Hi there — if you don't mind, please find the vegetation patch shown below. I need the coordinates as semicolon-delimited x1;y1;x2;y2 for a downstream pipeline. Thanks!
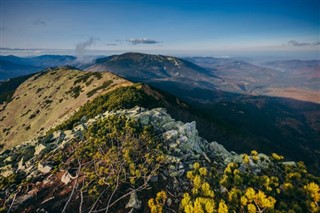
52;85;162;131
0;74;34;104
66;85;82;98
73;72;103;85
29;110;40;119
44;99;53;105
21;109;31;117
175;154;320;213
41;115;165;212
86;80;113;98
36;87;44;94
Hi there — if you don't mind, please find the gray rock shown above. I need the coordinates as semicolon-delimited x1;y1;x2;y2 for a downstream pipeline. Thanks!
37;163;51;174
169;143;178;149
74;124;86;132
18;157;25;171
162;121;177;131
137;114;150;126
165;155;182;164
34;144;46;155
163;130;178;141
51;130;65;143
166;198;172;207
169;171;179;177
61;172;72;184
125;191;142;209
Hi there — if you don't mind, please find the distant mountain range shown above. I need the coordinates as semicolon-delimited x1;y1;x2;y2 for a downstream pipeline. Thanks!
0;55;95;80
185;57;320;102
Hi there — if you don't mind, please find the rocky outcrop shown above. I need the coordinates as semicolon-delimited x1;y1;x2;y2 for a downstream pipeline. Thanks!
0;106;275;182
0;106;275;211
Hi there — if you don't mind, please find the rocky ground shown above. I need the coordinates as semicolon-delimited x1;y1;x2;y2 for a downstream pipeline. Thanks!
0;106;282;212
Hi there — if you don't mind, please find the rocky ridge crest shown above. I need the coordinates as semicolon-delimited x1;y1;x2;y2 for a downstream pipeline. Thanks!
0;106;276;212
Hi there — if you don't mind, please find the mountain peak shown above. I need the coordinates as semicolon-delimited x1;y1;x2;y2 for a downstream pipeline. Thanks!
88;52;214;81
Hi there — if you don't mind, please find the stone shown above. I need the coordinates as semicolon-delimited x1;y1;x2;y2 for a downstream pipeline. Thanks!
18;157;25;171
178;164;184;169
137;114;150;126
51;130;65;143
209;141;233;164
255;153;271;169
165;155;182;164
169;143;178;149
162;121;177;131
61;172;72;184
63;130;74;139
87;118;96;126
168;165;176;170
163;130;178;141
38;163;51;174
34;144;46;155
178;169;185;177
74;124;86;132
125;191;142;209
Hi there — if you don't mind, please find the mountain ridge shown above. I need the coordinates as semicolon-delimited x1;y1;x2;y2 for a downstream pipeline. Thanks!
0;66;132;149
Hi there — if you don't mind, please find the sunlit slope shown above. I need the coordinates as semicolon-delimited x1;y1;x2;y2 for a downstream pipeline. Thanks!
0;66;132;148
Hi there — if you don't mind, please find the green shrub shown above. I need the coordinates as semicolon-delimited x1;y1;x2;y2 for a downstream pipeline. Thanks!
54;85;162;131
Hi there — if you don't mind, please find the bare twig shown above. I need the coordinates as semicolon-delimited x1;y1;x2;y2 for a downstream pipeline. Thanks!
79;190;84;213
61;159;81;213
40;196;55;204
105;163;122;213
6;193;17;213
88;188;108;213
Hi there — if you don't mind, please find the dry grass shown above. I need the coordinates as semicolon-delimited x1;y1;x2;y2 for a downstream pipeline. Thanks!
0;68;132;149
265;87;320;104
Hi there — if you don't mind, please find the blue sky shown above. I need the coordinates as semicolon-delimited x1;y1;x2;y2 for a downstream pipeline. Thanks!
1;0;319;58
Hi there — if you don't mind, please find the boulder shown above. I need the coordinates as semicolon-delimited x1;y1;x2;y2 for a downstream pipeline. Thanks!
208;141;233;163
61;172;72;185
125;191;142;209
17;157;25;171
34;144;46;155
162;121;177;131
163;130;178;141
37;163;51;174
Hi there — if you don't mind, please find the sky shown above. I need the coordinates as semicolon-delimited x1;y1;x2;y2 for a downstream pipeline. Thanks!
0;0;319;58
